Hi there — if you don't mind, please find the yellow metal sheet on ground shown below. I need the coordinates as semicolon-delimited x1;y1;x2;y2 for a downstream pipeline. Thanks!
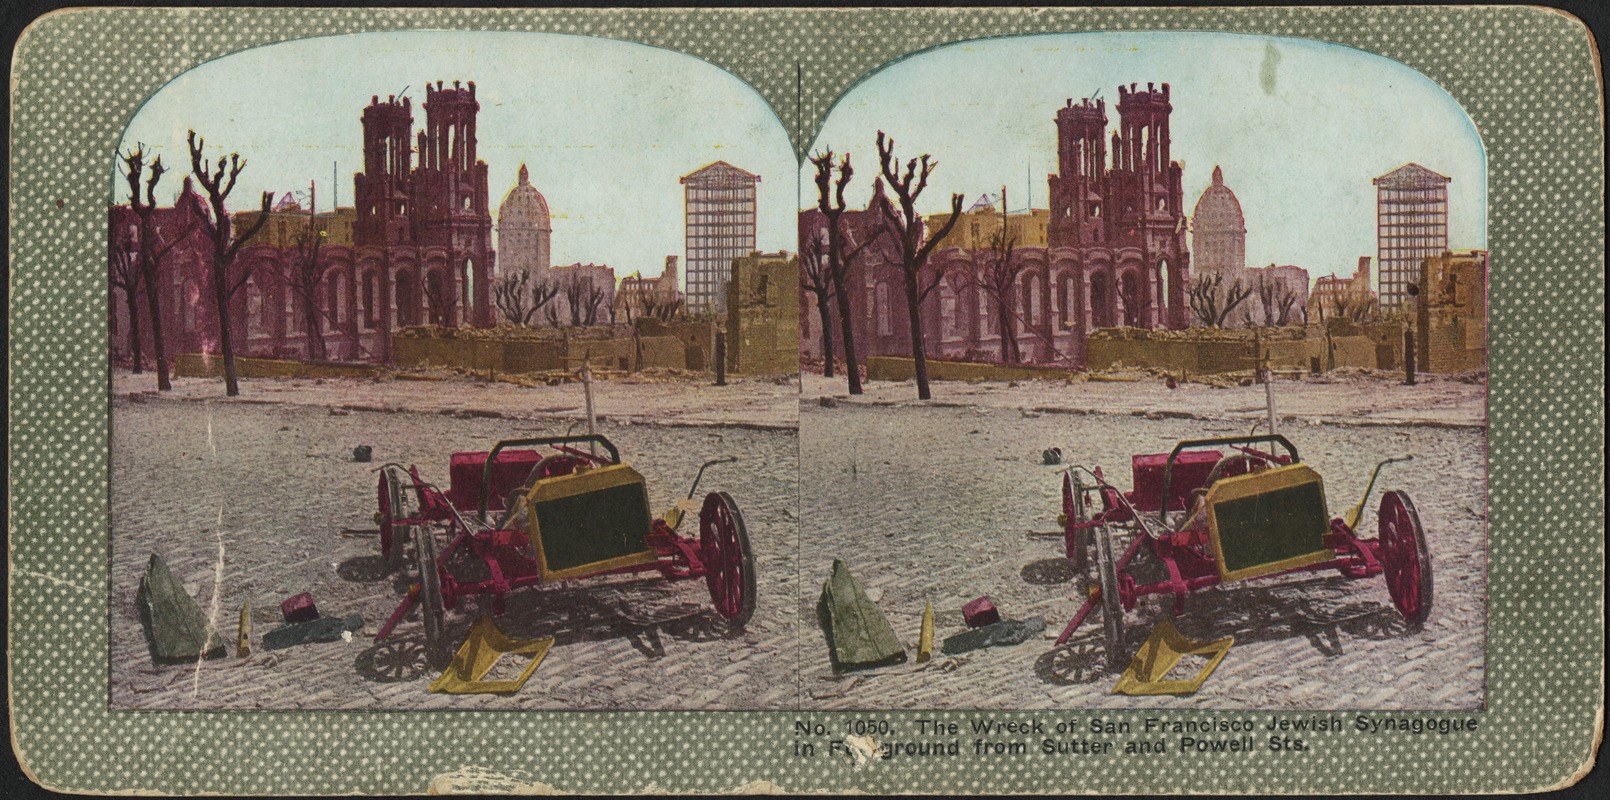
428;615;555;695
1113;618;1234;696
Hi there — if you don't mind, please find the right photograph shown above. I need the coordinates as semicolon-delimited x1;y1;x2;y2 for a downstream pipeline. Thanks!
798;31;1487;710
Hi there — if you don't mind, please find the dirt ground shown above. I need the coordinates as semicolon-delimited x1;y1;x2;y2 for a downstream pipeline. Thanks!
797;402;1487;710
109;368;1486;711
110;397;800;710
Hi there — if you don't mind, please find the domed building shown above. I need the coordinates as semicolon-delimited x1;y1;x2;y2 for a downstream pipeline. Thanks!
497;163;552;275
1190;165;1246;277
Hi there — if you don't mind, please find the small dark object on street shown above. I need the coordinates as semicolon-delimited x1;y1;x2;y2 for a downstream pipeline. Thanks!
262;614;365;651
1165;375;1178;389
281;592;319;623
818;395;839;408
1042;447;1063;465
353;445;373;462
962;596;1001;627
819;559;906;671
941;617;1047;655
136;553;227;663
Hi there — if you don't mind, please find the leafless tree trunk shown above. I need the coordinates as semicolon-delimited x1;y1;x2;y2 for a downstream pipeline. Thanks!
979;186;1023;363
121;145;197;390
188;130;272;397
497;272;562;327
875;131;963;401
285;181;328;361
109;236;144;373
583;281;608;326
799;223;837;378
595;283;613;326
1189;273;1253;328
809;152;864;393
1254;274;1299;328
643;294;684;321
493;272;530;324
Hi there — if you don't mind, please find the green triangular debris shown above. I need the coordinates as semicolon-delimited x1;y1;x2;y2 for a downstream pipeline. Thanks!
136;553;226;663
818;559;906;671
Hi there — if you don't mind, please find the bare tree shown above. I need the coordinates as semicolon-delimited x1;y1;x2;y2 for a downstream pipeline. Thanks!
798;222;838;378
494;271;560;326
975;186;1025;363
809;151;880;395
874;131;963;401
108;229;144;373
1254;272;1299;327
120;145;197;390
187;130;272;396
581;280;610;326
283;182;328;361
561;273;587;326
1331;292;1377;324
642;293;684;321
493;273;530;324
423;272;452;326
1189;273;1253;328
557;271;609;327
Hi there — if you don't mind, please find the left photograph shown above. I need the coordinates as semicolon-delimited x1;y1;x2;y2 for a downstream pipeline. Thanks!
108;31;801;710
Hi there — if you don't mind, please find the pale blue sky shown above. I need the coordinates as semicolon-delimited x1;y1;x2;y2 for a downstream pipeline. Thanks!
115;31;796;280
809;31;1486;285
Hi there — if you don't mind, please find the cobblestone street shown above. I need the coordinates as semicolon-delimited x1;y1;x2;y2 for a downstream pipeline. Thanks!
111;395;799;710
110;372;1486;712
798;401;1487;711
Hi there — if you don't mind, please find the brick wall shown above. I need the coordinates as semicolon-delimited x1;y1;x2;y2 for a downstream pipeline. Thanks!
392;328;689;373
725;252;800;375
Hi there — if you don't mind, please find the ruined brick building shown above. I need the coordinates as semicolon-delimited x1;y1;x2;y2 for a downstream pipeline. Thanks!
1415;249;1488;373
800;82;1191;369
109;80;495;365
1309;256;1378;322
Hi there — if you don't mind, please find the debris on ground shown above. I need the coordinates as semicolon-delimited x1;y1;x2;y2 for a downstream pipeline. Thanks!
819;560;906;671
136;553;227;663
280;592;319;623
237;602;251;658
940;617;1047;655
916;600;935;664
962;596;1001;627
1113;618;1234;696
428;615;555;695
352;445;372;462
261;615;365;651
1042;447;1063;465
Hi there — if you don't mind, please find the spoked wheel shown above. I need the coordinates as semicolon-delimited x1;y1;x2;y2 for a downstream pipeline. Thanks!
1063;473;1091;571
699;491;757;628
412;526;449;665
1378;490;1433;627
1094;525;1127;671
377;470;407;567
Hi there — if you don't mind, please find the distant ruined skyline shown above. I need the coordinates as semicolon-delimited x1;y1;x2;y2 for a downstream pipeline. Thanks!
809;31;1486;286
114;31;797;281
